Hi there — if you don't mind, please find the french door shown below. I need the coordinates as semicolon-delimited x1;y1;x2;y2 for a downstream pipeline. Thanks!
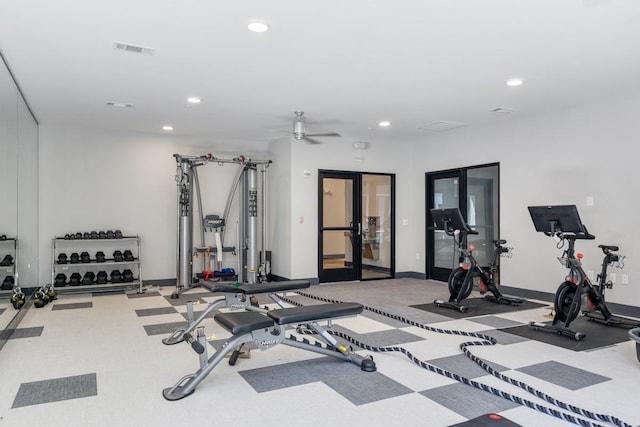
426;163;499;282
318;170;395;283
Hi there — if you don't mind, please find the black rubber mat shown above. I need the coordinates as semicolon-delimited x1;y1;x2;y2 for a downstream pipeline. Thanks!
501;315;633;351
450;413;521;426
410;298;547;319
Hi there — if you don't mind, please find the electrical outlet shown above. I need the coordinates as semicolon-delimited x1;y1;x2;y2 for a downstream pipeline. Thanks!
621;274;629;285
609;273;617;284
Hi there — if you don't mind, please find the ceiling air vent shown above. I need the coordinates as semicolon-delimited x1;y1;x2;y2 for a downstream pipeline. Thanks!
106;102;134;108
112;41;156;56
491;107;517;114
418;121;466;132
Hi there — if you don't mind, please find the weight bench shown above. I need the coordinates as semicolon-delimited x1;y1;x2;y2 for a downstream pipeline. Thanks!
162;280;311;346
163;302;376;401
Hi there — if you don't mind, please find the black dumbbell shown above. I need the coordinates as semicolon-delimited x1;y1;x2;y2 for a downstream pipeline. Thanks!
0;254;13;266
69;272;82;286
113;250;124;262
114;230;123;239
96;271;108;284
122;269;134;283
83;232;91;240
0;234;6;240
54;273;67;287
82;272;96;285
98;231;107;239
106;230;115;239
1;276;14;290
95;251;106;263
70;252;80;264
75;232;83;239
90;230;98;239
57;253;68;264
80;251;92;263
123;250;135;262
110;270;122;283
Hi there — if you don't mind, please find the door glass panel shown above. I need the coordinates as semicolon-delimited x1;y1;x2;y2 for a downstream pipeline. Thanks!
322;230;353;270
466;165;498;267
361;174;392;279
433;177;460;270
323;178;352;227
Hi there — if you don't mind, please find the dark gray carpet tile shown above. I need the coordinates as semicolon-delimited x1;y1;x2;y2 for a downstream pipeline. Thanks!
0;307;5;315
420;382;520;420
326;324;425;350
143;321;187;336
127;291;162;299
9;326;44;339
51;302;93;310
516;360;610;390
135;306;178;317
474;329;530;346
468;315;524;329
12;373;97;408
427;354;509;380
411;299;547;320
238;356;412;406
163;295;208;307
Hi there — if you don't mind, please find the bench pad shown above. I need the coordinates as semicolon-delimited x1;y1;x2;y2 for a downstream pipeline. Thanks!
268;303;363;325
215;311;275;335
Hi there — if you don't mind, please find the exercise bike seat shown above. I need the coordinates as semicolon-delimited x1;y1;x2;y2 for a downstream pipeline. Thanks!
598;244;619;252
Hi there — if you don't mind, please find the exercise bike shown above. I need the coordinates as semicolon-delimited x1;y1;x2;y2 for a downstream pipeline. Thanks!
431;208;523;312
528;205;640;340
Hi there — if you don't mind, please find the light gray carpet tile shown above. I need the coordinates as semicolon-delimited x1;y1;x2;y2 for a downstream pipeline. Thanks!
135;306;178;317
9;326;44;339
51;302;93;310
516;360;610;390
468;315;524;329
238;356;413;406
127;291;161;299
427;354;509;379
12;373;97;408
143;321;187;336
420;382;520;420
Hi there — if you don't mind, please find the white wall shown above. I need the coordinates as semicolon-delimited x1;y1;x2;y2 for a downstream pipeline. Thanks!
410;91;640;305
39;124;268;283
274;137;415;280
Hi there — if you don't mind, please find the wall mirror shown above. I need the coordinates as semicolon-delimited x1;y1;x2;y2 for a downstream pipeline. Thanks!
0;53;38;347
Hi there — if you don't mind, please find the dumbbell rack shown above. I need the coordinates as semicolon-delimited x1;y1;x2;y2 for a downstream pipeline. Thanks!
1;237;18;296
50;235;143;294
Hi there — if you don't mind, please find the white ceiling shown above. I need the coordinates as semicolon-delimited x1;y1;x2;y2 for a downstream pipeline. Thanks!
2;0;640;149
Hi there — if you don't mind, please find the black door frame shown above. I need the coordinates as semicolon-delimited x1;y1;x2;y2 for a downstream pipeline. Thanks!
318;169;396;283
425;163;499;282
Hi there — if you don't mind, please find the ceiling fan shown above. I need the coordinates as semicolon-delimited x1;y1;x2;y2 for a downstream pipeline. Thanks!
292;111;341;144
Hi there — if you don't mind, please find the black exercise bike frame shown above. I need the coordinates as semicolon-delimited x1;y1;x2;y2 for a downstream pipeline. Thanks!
434;226;522;312
529;233;639;340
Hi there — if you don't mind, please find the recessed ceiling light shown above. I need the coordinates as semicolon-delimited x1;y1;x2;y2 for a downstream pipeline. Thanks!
187;97;201;104
162;125;174;131
506;78;524;86
248;22;269;33
378;121;391;127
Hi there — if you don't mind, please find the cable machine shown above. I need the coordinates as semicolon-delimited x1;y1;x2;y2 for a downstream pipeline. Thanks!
172;153;271;299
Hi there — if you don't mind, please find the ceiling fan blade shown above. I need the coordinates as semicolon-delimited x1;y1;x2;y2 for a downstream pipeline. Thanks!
305;132;341;137
302;136;324;144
